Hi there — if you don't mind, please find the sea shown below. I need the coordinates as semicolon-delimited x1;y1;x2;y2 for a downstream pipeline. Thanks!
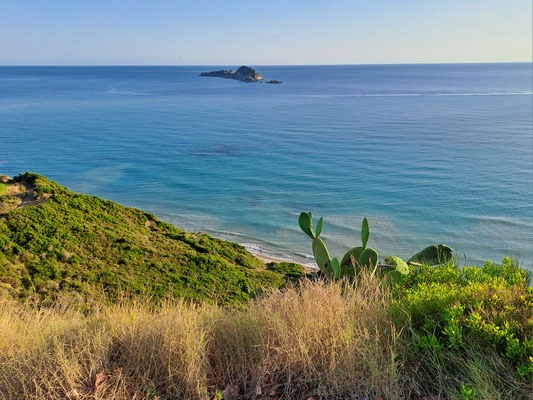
0;64;532;270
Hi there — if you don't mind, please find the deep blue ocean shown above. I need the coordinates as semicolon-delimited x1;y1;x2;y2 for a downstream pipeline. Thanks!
0;64;532;269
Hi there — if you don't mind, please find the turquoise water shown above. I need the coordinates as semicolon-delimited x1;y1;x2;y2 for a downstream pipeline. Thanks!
0;64;532;268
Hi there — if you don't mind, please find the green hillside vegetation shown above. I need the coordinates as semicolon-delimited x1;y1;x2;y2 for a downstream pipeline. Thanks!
0;172;303;305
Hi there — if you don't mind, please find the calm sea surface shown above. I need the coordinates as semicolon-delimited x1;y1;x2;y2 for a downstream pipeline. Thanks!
0;64;532;269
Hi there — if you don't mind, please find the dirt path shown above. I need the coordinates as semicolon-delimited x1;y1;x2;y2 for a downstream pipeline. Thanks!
0;180;48;218
18;181;48;208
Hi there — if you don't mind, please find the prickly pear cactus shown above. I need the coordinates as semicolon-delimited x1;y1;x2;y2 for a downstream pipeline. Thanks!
315;217;323;237
341;249;379;272
340;246;363;278
408;244;453;266
384;256;409;275
298;212;382;280
299;212;332;276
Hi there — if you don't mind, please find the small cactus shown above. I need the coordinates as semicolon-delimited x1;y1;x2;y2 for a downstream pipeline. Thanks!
298;212;333;277
298;212;379;280
341;246;364;265
361;218;369;248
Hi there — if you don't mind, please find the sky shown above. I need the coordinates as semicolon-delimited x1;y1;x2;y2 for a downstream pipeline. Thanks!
0;0;531;65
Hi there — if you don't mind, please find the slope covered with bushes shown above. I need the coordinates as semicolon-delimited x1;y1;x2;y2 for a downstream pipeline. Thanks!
0;172;299;304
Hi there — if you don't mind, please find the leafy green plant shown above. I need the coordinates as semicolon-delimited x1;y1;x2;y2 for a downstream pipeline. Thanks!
384;255;410;284
459;383;477;400
394;257;532;396
267;262;309;282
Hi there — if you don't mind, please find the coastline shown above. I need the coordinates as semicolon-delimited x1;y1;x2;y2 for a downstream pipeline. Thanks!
251;250;318;272
251;251;290;265
200;227;319;269
247;247;318;270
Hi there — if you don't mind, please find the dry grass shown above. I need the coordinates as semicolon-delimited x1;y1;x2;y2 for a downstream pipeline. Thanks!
0;271;403;400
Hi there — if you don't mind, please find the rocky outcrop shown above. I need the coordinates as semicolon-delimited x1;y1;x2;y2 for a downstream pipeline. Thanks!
200;66;263;82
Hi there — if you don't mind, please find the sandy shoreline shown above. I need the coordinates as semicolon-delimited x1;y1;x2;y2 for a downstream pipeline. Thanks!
252;251;292;265
251;251;318;271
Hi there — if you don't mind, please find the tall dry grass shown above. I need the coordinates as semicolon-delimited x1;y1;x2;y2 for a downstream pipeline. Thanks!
0;272;404;400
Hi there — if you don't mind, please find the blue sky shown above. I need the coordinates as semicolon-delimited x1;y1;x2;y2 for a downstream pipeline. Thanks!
1;0;531;65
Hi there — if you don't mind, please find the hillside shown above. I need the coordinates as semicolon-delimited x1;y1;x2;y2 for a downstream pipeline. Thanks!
0;172;303;304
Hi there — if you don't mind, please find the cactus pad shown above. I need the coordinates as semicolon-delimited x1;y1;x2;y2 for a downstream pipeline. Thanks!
315;217;323;237
408;244;453;266
361;217;369;249
341;246;364;266
384;256;409;275
330;257;341;279
359;247;378;268
312;237;331;275
298;212;315;239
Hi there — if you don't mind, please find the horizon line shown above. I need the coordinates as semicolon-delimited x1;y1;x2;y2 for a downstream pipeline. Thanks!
0;61;532;68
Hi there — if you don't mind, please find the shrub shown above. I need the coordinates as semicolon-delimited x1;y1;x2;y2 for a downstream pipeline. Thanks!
266;262;309;281
393;257;532;398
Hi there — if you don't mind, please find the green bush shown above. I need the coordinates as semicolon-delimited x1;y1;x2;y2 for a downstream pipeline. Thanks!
267;262;309;282
393;257;532;397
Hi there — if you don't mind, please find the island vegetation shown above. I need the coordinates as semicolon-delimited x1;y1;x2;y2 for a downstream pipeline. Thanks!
0;173;531;399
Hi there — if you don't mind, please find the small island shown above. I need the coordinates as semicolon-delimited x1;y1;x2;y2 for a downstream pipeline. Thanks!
200;65;263;82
